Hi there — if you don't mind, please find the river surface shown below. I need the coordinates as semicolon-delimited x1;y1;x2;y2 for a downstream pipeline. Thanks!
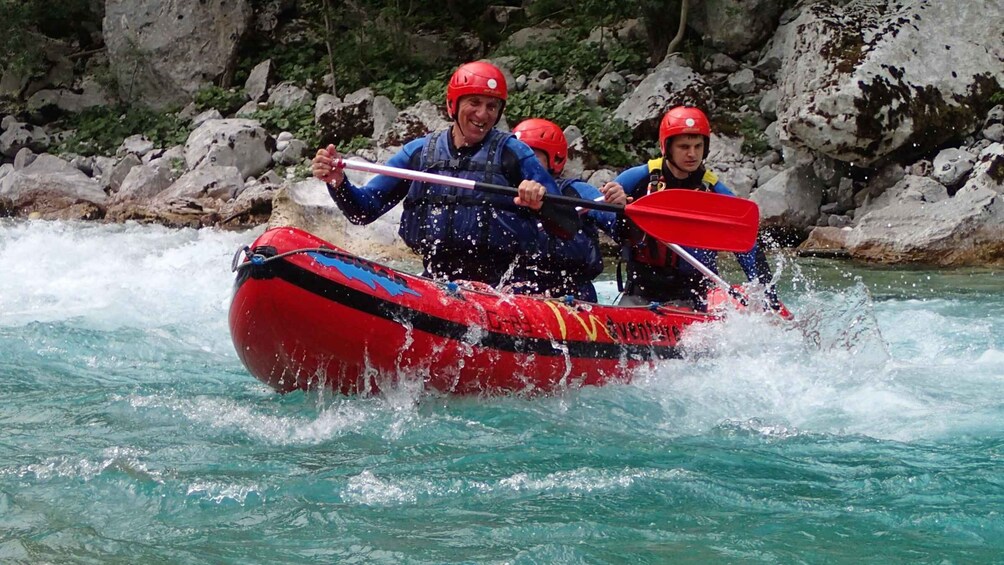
2;220;1003;563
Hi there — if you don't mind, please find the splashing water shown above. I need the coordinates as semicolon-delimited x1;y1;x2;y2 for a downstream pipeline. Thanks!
2;220;1004;563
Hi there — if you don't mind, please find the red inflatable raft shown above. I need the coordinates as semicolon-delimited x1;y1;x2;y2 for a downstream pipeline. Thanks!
228;227;722;395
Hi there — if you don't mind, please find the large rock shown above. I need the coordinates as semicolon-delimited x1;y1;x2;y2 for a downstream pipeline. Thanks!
797;226;852;258
0;154;106;219
103;0;252;110
750;163;824;234
315;89;375;146
689;0;790;57
25;77;112;116
218;179;281;227
0;122;50;158
613;55;713;143
106;165;245;227
184;119;273;179
111;164;175;204
845;144;1004;265
377;100;451;148
772;0;1004;166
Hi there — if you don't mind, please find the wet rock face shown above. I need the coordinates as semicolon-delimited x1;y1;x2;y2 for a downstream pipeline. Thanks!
774;0;1004;166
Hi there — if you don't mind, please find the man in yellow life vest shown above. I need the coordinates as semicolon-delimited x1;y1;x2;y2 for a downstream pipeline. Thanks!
613;106;782;311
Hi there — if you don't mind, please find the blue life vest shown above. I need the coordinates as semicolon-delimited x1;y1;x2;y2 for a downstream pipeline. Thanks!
510;178;604;301
399;129;540;259
533;178;604;280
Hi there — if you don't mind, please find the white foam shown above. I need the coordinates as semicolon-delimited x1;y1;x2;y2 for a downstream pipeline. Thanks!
126;393;373;445
0;220;261;342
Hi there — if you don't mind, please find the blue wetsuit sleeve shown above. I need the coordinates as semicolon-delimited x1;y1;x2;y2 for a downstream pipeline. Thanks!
710;179;737;197
327;138;425;224
613;165;650;199
568;179;618;237
506;136;581;237
506;137;560;195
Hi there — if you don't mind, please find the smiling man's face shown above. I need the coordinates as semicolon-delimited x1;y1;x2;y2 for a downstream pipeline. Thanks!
452;95;502;147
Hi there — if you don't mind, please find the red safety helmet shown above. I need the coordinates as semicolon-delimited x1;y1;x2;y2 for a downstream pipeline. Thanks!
513;118;568;175
659;106;711;158
446;61;508;124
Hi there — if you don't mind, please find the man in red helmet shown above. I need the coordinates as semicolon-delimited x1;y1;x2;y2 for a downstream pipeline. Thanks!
507;118;627;301
613;106;782;310
311;61;571;286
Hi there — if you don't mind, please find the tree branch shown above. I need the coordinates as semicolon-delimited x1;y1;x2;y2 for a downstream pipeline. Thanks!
665;0;689;58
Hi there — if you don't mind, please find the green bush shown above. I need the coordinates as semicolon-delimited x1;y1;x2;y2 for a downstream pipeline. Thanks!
738;116;770;155
495;33;646;84
194;85;248;115
56;106;191;156
247;103;319;148
338;135;373;154
506;90;640;167
372;74;450;110
235;1;445;101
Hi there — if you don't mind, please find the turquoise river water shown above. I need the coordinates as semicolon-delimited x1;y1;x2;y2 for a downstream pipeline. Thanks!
1;220;1003;564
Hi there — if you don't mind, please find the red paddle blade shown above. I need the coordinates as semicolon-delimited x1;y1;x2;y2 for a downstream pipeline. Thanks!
624;189;760;252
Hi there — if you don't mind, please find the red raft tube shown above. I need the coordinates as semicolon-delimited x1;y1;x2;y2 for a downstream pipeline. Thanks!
228;227;720;395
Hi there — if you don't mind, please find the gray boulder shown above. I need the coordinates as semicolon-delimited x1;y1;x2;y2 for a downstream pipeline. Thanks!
613;55;713;142
103;0;252;109
932;148;976;187
184;119;273;179
0;154;106;219
772;0;1004;166
846;144;1004;265
750;163;824;232
690;0;790;57
316;89;375;146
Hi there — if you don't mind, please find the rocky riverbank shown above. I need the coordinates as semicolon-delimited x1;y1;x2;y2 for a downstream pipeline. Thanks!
1;0;1002;265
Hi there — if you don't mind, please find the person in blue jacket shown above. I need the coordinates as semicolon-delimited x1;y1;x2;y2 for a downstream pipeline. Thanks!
614;106;780;310
507;118;627;302
311;61;573;286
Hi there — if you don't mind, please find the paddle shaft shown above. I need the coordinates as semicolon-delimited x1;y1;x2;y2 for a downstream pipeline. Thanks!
334;157;760;252
669;242;793;320
336;158;624;214
667;242;732;291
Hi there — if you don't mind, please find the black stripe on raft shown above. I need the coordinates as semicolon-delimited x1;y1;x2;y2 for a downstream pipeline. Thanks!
236;258;681;361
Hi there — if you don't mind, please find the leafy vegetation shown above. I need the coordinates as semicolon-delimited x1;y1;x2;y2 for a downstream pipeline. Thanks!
496;34;647;82
56;106;190;156
194;86;248;115
5;0;689;170
738;116;771;155
506;91;642;167
236;0;459;104
247;103;319;147
338;135;375;154
372;74;450;110
0;0;102;79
